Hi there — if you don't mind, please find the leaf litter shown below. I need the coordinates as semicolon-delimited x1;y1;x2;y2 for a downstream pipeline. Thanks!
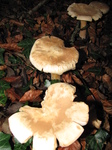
0;0;112;149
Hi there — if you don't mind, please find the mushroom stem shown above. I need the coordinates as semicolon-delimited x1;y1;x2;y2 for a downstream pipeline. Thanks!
79;20;87;39
51;74;60;80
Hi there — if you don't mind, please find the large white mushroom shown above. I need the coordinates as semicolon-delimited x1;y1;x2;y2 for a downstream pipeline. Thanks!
8;82;89;150
67;3;102;39
29;36;79;80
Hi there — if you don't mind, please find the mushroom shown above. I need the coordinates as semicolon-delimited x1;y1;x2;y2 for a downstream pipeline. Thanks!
89;1;110;15
67;3;102;39
8;82;89;150
29;36;79;80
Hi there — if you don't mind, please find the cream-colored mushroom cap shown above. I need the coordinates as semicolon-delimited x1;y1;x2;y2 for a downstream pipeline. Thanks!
29;36;79;75
67;3;102;21
9;83;89;150
89;1;109;14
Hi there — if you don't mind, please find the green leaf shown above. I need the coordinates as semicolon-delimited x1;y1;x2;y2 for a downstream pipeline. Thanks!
0;89;7;105
89;51;105;61
0;48;5;65
85;129;109;150
18;38;35;58
14;137;32;150
0;70;6;78
0;80;10;90
8;55;23;64
87;66;104;76
0;80;10;105
51;79;60;84
0;132;12;150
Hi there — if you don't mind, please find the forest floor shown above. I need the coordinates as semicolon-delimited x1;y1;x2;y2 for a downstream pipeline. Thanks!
0;0;112;149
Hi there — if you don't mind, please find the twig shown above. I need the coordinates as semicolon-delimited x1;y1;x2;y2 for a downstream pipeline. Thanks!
28;0;51;15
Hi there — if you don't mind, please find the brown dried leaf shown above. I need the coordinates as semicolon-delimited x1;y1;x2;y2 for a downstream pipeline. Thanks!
9;19;24;26
6;34;23;43
102;74;112;92
3;76;22;83
80;139;86;150
87;88;112;115
41;15;54;34
58;140;81;150
101;100;112;115
0;65;7;70
102;74;111;83
88;22;96;43
33;75;40;85
62;73;74;84
105;67;112;78
5;88;21;102
0;18;8;26
35;16;45;24
105;139;112;150
19;89;43;102
2;118;11;134
103;113;110;132
0;43;22;51
6;102;23;115
72;74;83;86
82;62;96;71
86;88;102;102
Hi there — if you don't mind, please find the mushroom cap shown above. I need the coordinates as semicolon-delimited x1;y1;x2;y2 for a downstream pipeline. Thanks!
33;132;57;150
8;111;33;143
29;36;79;75
9;83;89;149
67;3;102;21
89;1;109;14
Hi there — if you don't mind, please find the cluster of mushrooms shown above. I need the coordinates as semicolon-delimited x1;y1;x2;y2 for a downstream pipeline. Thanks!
8;1;109;150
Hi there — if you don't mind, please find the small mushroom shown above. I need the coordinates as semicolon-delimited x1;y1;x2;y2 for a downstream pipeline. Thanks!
29;36;79;80
9;82;89;150
89;1;110;15
67;3;102;39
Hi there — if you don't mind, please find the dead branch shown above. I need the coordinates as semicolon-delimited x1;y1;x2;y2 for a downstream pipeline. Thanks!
28;0;51;15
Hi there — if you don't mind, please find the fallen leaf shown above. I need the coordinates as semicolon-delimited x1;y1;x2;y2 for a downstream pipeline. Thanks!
0;43;22;51
0;65;7;70
102;74;112;92
2;118;11;134
87;88;104;102
101;100;112;115
105;137;112;150
41;16;54;35
103;113;110;132
19;89;43;102
6;34;23;43
88;22;96;43
72;74;83;86
105;67;112;78
3;76;22;83
5;88;21;102
33;75;40;85
58;140;81;150
82;62;96;71
80;139;86;150
9;19;24;26
62;73;74;84
6;102;23;115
